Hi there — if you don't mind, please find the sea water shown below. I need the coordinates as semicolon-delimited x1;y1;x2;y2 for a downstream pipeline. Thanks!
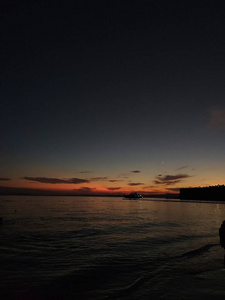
0;196;225;299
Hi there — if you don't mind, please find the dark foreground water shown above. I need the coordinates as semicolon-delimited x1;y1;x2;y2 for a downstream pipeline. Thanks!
0;196;225;299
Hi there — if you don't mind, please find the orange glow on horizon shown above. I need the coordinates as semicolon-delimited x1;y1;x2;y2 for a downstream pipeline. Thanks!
0;180;178;196
3;176;223;196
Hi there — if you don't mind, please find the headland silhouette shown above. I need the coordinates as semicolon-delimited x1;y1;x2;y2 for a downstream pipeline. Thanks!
180;185;225;201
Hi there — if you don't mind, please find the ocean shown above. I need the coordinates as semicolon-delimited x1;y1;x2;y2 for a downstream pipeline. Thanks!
0;195;225;299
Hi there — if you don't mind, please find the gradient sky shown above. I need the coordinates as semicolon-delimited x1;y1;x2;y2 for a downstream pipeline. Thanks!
1;0;225;195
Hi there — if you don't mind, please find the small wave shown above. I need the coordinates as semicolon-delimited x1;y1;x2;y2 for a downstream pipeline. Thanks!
179;243;219;258
103;243;221;299
103;275;147;299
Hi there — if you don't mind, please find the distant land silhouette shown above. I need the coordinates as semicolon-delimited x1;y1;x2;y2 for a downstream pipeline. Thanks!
0;186;178;198
1;185;225;201
180;185;225;201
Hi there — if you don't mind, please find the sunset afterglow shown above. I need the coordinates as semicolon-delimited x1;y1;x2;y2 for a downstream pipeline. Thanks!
1;0;225;196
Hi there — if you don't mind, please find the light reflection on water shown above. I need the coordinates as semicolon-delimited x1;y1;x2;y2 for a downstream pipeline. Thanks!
0;196;225;299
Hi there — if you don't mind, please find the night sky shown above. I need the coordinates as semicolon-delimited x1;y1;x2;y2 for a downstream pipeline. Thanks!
1;0;225;195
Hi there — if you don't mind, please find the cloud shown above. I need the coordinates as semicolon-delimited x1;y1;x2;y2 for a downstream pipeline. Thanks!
23;177;89;184
90;177;108;181
177;166;188;171
208;109;225;128
108;179;123;182
79;171;92;174
131;170;141;173
143;185;155;189
154;174;191;185
107;187;121;190
166;187;180;192
128;182;144;186
74;187;95;193
0;178;10;181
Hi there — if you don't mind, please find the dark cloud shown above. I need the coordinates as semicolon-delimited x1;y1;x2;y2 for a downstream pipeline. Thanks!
177;166;188;171
154;174;191;185
23;177;89;184
128;183;144;186
131;170;141;173
79;171;92;174
74;187;95;193
108;180;123;182
90;177;108;181
166;187;181;192
0;178;10;181
107;187;121;191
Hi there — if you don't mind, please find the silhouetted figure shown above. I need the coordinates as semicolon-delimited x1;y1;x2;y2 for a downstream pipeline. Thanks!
219;221;225;266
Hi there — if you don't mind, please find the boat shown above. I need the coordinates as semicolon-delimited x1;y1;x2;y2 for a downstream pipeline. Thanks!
123;193;143;199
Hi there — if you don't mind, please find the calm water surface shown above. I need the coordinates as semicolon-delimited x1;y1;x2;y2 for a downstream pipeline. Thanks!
0;196;225;299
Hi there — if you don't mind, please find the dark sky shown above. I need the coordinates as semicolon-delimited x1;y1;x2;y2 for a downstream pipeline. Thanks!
1;0;225;194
